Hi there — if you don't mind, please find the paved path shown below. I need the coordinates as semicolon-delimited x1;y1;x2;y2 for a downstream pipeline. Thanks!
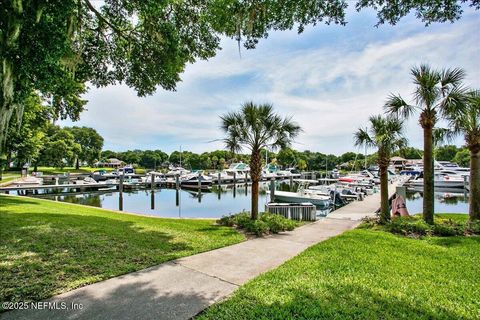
2;184;398;320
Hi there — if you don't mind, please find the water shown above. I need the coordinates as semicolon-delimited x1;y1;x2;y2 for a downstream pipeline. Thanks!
27;182;332;218
406;189;469;214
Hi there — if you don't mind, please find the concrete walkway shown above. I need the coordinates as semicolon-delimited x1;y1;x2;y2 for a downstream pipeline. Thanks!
2;185;396;320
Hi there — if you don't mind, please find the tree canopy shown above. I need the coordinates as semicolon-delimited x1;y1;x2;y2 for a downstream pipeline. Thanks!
1;0;478;153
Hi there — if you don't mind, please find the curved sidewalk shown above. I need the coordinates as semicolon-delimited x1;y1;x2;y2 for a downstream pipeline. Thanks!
2;184;396;320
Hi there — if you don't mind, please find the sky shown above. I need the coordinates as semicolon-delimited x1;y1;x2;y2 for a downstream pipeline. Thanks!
61;5;480;156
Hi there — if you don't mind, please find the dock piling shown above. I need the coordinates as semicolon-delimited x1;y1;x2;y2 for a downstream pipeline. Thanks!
270;178;275;203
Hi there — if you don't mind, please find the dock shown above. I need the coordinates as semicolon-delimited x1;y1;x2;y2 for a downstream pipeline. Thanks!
328;181;399;221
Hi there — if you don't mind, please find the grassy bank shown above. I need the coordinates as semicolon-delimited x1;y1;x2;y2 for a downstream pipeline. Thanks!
0;195;244;306
198;214;479;320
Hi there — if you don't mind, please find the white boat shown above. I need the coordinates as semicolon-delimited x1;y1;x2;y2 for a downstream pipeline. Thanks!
166;166;190;177
211;162;250;181
15;176;43;186
180;174;213;189
407;173;466;189
141;172;166;184
73;177;98;185
262;163;293;178
269;182;331;208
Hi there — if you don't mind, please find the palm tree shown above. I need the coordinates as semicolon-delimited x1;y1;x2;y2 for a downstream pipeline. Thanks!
221;102;301;220
385;64;465;224
354;115;406;224
443;90;480;220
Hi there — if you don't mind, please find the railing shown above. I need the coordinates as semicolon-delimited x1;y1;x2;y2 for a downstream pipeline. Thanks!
265;202;317;221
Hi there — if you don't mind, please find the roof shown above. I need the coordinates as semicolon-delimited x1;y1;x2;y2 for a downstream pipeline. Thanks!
390;156;407;161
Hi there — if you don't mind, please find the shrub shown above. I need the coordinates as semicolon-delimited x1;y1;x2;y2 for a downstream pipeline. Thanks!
385;217;431;236
465;220;480;235
244;219;270;236
217;212;299;236
260;213;296;233
432;223;461;236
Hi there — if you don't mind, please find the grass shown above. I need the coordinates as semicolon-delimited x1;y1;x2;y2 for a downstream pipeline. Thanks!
0;172;21;184
0;195;244;307
198;214;479;320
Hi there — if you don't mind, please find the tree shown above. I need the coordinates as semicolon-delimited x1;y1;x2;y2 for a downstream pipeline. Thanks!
0;1;351;153
395;147;423;159
66;126;104;168
443;90;480;220
37;125;81;169
355;0;479;26
4;93;50;171
354;115;405;224
385;65;465;224
454;148;470;167
277;148;297;167
435;145;459;162
221;102;301;219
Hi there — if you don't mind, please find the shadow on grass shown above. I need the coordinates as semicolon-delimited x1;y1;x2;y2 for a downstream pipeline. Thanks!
1;265;232;320
0;200;197;305
0;196;42;208
197;282;469;320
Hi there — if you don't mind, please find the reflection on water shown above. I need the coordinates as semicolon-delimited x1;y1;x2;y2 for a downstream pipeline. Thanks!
30;182;331;219
406;189;469;214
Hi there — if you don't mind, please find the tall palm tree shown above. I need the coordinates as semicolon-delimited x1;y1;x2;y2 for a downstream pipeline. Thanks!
385;64;465;224
354;115;406;224
221;102;301;220
443;90;480;220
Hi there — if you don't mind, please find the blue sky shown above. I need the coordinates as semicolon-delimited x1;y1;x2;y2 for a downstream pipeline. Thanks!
62;5;480;155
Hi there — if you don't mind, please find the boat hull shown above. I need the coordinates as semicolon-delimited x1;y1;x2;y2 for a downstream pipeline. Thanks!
273;194;330;208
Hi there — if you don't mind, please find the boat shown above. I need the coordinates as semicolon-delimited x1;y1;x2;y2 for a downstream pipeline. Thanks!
180;174;213;189
141;172;166;184
165;166;191;177
269;182;331;208
14;176;43;186
211;162;250;182
406;172;467;189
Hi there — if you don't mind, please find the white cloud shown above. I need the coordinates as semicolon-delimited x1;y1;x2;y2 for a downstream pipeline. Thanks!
63;10;480;154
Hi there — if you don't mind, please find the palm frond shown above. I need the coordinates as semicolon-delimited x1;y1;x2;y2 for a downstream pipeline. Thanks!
384;94;415;119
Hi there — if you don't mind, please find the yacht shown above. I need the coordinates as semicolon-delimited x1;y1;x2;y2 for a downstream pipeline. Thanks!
180;174;213;189
166;166;190;177
269;182;331;208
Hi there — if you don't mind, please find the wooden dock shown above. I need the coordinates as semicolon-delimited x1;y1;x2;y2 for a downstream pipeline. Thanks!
327;181;400;221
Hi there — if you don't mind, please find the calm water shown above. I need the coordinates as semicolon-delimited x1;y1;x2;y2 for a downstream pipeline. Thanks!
406;189;469;214
29;182;326;218
21;183;469;218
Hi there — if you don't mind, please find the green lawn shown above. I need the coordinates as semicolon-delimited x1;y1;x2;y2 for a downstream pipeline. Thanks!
0;172;21;184
198;214;479;320
0;195;244;307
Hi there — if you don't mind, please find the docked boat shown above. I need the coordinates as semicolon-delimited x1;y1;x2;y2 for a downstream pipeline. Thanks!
180;174;213;189
269;182;331;208
211;162;250;182
14;176;43;186
165;166;190;177
406;172;467;189
141;172;166;184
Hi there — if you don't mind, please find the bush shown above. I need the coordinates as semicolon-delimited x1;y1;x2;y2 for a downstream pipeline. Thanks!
363;214;476;237
217;212;299;236
465;220;480;235
260;213;296;233
244;220;270;236
385;217;431;236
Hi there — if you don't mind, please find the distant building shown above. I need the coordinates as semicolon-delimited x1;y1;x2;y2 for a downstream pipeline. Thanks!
390;156;407;169
94;158;125;168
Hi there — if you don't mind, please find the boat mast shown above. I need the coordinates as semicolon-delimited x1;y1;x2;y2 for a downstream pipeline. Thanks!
180;145;182;167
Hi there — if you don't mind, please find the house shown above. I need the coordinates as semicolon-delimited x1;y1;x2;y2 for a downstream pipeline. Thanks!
94;158;125;168
390;156;407;169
